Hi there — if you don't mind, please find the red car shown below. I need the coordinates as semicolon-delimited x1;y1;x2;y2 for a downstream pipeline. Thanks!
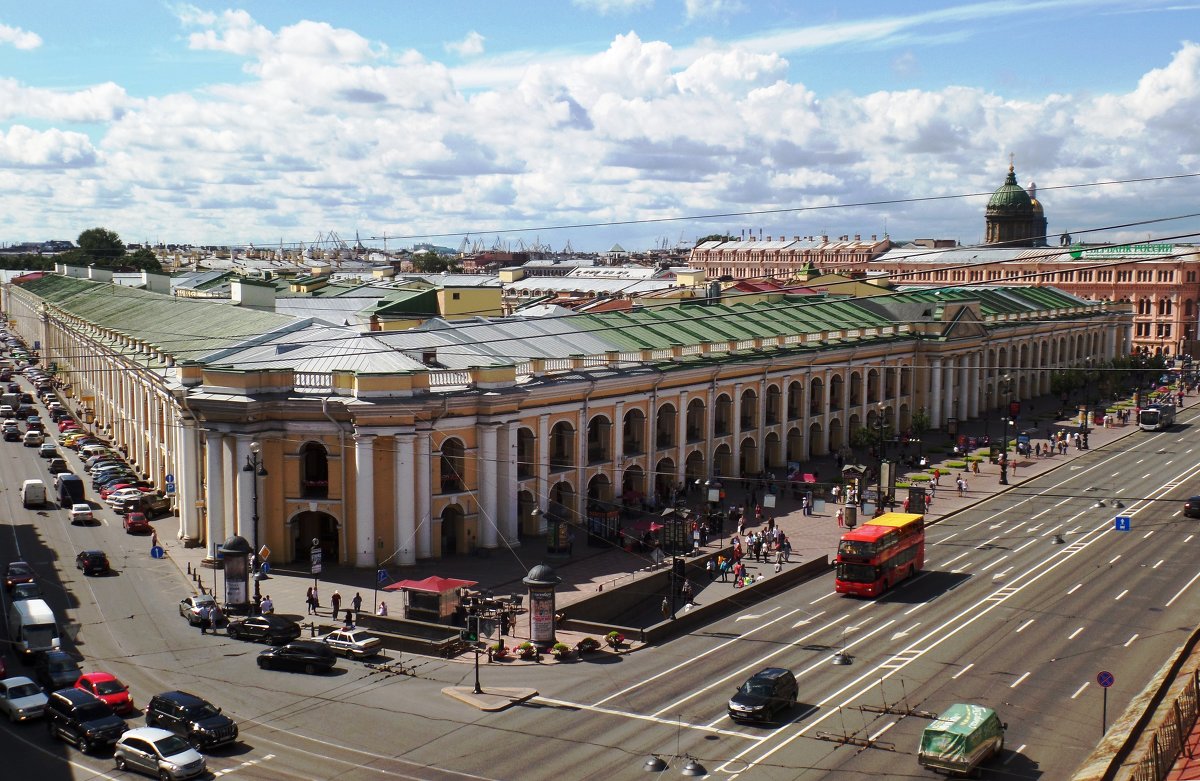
123;512;151;534
75;672;135;715
3;560;34;591
58;419;81;433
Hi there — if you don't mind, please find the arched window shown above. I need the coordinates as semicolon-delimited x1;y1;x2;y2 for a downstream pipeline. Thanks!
440;438;465;493
301;442;329;499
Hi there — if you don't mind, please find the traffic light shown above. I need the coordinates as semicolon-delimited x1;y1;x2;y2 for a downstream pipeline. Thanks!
460;614;479;642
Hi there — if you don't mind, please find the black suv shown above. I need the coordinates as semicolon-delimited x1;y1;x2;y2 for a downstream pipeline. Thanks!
144;691;238;749
727;667;798;723
226;614;302;645
45;687;127;753
257;640;337;674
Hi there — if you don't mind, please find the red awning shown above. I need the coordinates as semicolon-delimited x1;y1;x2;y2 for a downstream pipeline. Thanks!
801;473;817;483
631;519;664;533
382;576;478;593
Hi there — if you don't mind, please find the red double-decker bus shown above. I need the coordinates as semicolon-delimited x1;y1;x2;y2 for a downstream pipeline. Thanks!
835;512;925;597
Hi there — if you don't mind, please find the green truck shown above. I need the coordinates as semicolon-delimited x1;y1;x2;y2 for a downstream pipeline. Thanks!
918;703;1006;776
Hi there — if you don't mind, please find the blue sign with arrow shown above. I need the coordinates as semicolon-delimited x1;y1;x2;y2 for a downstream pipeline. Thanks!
1114;515;1131;532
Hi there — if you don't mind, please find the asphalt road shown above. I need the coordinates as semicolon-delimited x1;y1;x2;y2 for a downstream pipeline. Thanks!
2;382;1199;781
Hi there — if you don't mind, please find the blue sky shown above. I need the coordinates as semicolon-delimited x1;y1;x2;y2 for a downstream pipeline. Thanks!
0;1;1196;252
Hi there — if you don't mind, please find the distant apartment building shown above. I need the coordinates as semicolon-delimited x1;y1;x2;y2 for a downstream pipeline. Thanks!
688;234;892;280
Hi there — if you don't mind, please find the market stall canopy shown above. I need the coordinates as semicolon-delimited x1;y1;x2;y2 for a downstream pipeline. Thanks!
631;518;664;533
382;576;477;593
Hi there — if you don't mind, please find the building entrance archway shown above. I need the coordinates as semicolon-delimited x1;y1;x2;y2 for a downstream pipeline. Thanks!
289;511;340;564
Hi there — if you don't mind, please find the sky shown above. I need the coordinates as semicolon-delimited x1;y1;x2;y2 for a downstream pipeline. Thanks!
0;1;1198;253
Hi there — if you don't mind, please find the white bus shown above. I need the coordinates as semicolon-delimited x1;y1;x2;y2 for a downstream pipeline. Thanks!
7;598;60;657
1139;404;1176;432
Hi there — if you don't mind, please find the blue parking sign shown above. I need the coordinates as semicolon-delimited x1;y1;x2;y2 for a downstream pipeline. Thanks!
1114;515;1131;532
377;568;388;584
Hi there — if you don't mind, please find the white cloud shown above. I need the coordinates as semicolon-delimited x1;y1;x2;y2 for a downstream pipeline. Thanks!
0;23;42;50
684;0;745;22
572;0;653;14
0;126;96;169
445;31;485;57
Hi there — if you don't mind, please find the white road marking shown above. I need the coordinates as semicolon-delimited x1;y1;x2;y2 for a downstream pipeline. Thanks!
891;623;921;641
1014;538;1038;553
951;663;974;680
537;696;762;739
1068;626;1085;639
1109;555;1121;564
1115;589;1129;601
1144;530;1155;539
1067;583;1083;594
1010;671;1031;688
809;592;836;604
1142;474;1152;480
979;555;1009;573
736;607;780;621
1015;619;1035;633
995;566;1014;578
1166;569;1200;607
1125;634;1139;647
1071;682;1089;699
941;551;970;567
593;607;802;706
1187;534;1195;543
212;755;276;778
1004;745;1027;764
904;603;924;616
868;720;896;742
933;532;959;545
792;611;826;628
1153;560;1164;569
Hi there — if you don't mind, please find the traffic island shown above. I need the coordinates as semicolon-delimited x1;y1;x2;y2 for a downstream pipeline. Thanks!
442;686;538;712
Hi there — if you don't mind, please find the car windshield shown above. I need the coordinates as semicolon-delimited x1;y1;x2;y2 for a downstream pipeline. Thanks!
153;734;193;757
9;683;41;698
13;583;41;598
8;563;31;577
49;659;78;673
836;562;879;584
185;702;219;719
739;680;775;697
95;680;126;695
76;703;110;720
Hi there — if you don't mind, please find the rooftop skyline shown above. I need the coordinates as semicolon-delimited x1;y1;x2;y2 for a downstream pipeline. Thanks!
0;1;1197;252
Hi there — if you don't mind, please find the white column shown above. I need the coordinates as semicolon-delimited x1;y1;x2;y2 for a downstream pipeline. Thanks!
504;421;520;545
942;358;955;426
177;417;199;544
235;437;253;538
395;433;417;566
221;436;237;542
479;424;499;549
204;431;225;559
957;358;970;422
928;358;943;428
968;353;981;418
415;432;432;559
354;432;376;567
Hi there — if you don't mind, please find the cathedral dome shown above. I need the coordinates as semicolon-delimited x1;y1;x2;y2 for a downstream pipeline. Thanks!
987;164;1034;214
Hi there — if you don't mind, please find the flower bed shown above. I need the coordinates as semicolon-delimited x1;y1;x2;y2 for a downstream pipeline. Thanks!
944;460;967;469
908;473;932;483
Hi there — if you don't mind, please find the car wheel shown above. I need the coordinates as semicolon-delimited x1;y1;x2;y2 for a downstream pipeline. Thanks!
159;770;172;781
304;663;316;674
115;756;127;771
81;737;93;754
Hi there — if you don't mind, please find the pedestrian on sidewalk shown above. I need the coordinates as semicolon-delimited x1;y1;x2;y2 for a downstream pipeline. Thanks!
351;592;363;618
681;580;694;606
837;508;845;527
331;590;342;621
305;587;316;615
774;549;783;573
832;484;841;504
661;597;670;619
972;460;980;475
706;558;715;580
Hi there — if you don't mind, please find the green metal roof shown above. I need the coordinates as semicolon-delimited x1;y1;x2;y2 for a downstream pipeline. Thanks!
16;275;302;362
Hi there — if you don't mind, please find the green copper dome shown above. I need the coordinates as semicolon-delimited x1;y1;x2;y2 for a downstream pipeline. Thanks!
987;165;1033;213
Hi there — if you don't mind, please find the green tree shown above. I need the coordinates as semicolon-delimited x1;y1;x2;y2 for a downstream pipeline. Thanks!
125;247;162;272
911;407;931;438
695;233;734;245
411;252;461;273
76;227;125;265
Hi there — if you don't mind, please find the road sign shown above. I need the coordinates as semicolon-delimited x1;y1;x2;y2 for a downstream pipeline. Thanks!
1097;670;1115;688
164;473;175;484
259;545;270;560
150;545;164;559
259;561;270;576
164;483;176;495
377;568;388;584
1114;516;1131;532
310;545;322;575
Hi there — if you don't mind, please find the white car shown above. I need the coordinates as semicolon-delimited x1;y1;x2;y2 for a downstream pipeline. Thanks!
0;676;48;722
321;628;383;659
22;430;43;447
179;594;217;625
106;487;143;507
0;405;12;419
114;726;206;780
68;503;94;524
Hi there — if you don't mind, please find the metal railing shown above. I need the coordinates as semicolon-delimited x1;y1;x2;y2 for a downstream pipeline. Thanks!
1130;669;1200;781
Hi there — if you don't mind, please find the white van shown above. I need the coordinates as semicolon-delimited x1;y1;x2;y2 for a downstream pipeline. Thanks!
7;598;59;657
21;479;46;508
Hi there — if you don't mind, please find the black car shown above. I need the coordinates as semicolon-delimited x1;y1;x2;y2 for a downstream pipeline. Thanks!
3;428;20;442
226;615;302;645
727;667;797;723
1186;496;1200;518
257;641;337;674
35;650;83;691
45;687;127;754
14;404;34;419
75;550;110;576
144;691;238;749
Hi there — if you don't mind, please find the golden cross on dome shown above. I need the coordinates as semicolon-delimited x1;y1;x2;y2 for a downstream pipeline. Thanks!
1009;152;1014;172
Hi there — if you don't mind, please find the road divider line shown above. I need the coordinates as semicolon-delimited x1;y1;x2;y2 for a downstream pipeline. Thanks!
1071;682;1090;699
951;663;974;680
1125;634;1139;647
1014;619;1035;634
1166;569;1200;607
1010;671;1031;688
1069;626;1085;639
1067;583;1083;595
1115;589;1128;601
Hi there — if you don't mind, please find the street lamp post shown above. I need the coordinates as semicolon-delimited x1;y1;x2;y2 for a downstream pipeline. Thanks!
999;375;1012;486
874;403;887;517
1081;357;1094;449
242;441;268;615
984;386;992;443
